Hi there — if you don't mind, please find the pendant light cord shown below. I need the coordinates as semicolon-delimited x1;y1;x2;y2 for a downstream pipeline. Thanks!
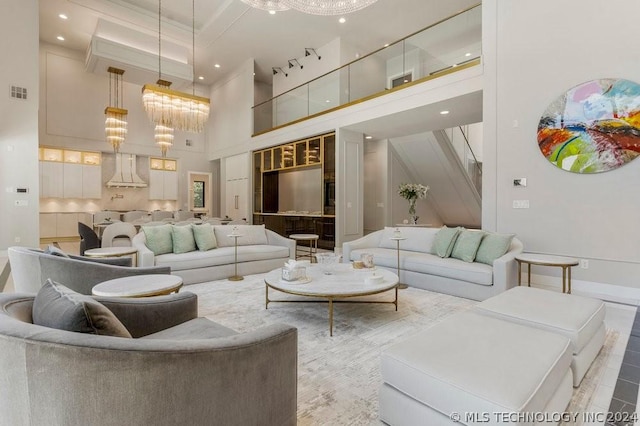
192;0;196;95
158;0;162;81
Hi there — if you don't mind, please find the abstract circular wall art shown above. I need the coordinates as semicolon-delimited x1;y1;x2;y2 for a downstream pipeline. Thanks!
537;78;640;173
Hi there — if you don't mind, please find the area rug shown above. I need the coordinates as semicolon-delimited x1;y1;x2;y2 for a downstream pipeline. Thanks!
186;275;618;425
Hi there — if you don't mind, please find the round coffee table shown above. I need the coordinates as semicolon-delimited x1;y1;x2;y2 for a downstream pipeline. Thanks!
84;246;138;267
92;274;183;298
264;264;399;336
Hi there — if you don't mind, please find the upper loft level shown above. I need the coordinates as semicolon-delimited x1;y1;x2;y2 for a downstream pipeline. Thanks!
252;4;481;135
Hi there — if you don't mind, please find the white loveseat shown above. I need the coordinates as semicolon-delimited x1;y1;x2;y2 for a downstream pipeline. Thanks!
133;225;295;285
342;227;523;301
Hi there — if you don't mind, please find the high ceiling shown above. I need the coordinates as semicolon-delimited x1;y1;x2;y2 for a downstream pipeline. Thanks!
40;0;478;86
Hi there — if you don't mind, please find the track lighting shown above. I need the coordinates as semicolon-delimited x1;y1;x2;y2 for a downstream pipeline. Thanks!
272;67;288;77
288;59;303;69
304;48;321;60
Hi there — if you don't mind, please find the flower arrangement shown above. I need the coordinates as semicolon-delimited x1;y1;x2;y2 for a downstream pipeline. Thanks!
398;183;429;224
398;183;429;201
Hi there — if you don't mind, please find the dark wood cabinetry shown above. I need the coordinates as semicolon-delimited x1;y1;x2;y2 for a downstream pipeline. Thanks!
253;132;336;249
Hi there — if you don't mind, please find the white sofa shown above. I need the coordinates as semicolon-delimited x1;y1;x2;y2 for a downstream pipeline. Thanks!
342;227;523;301
133;225;295;285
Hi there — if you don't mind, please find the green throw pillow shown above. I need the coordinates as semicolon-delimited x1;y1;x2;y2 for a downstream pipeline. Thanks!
192;224;217;251
142;224;173;255
431;226;462;258
451;230;486;262
171;224;197;254
32;279;132;338
475;233;515;265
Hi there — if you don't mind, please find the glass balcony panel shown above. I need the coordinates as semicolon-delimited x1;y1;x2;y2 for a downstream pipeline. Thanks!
405;5;481;79
274;85;308;127
253;100;273;134
349;41;405;101
308;69;346;115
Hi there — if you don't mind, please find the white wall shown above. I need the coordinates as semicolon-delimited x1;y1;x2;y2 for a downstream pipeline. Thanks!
483;0;640;290
0;0;40;250
363;140;388;234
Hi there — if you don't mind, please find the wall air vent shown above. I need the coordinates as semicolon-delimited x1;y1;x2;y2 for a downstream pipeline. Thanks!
10;86;27;100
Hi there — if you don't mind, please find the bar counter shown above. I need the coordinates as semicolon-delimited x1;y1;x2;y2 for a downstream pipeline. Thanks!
253;213;335;250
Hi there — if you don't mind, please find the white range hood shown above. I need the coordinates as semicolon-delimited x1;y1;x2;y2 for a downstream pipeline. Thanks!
107;153;147;188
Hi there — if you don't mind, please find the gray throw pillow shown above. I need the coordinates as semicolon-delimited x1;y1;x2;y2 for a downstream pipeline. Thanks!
142;224;173;255
475;233;516;265
172;224;197;254
32;279;132;338
431;226;462;258
192;224;217;251
451;230;486;262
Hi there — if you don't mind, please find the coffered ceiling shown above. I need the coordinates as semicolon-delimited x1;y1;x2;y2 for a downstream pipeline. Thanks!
40;0;479;86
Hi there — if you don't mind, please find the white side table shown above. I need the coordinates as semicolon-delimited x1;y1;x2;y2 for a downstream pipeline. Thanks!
289;234;319;262
228;233;244;281
92;274;183;297
515;253;579;294
84;246;138;267
389;234;407;290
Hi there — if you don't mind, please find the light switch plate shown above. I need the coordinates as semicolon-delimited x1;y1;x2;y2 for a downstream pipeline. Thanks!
512;200;529;209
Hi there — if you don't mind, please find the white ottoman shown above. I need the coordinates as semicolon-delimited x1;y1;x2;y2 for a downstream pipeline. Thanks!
380;311;573;426
475;286;605;387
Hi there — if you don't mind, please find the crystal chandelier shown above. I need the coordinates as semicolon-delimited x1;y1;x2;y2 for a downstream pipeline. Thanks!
155;124;174;157
240;0;290;12
282;0;378;15
142;0;210;134
105;67;127;153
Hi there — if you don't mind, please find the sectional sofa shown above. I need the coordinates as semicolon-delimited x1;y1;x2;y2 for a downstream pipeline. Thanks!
133;224;295;285
342;226;523;301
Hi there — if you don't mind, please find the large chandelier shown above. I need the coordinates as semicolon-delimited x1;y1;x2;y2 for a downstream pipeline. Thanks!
154;124;174;157
240;0;290;12
105;67;127;153
282;0;378;15
142;0;210;134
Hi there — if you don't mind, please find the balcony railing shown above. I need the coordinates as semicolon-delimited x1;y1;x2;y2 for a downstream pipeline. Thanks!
252;3;481;135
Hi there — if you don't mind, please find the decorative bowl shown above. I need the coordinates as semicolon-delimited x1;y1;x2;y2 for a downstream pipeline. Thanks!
314;253;342;275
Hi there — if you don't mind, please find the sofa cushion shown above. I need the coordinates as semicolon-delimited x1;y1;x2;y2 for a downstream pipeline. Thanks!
172;224;196;254
404;252;494;286
431;226;461;258
475;232;515;265
192;224;217;251
44;245;70;258
378;227;437;253
142;224;173;255
32;279;132;338
142;317;238;340
154;245;290;271
451;230;485;262
214;225;268;247
381;311;572;417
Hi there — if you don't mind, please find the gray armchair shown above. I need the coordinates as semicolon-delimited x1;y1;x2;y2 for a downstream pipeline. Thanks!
0;291;298;425
8;246;171;294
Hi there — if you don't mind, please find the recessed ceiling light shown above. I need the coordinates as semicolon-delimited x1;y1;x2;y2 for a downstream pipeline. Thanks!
58;13;68;20
465;52;471;57
338;17;346;23
384;43;389;47
56;36;65;41
365;135;373;140
214;64;221;68
269;10;276;15
440;110;450;115
325;100;331;103
198;76;204;80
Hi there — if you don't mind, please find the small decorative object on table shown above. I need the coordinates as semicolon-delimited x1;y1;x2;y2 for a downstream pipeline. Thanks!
398;183;429;225
314;253;342;275
281;260;307;282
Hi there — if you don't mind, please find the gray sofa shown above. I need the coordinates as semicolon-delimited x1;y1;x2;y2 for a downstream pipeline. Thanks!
0;291;298;426
342;227;523;301
133;224;295;285
8;246;170;294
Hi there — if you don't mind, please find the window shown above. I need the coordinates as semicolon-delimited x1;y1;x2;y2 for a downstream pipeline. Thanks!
193;181;205;209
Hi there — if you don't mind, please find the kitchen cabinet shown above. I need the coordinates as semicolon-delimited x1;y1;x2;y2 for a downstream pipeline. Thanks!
149;158;177;200
39;213;82;241
39;147;101;199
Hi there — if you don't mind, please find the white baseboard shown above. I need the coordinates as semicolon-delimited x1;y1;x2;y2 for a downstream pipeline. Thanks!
526;273;640;306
